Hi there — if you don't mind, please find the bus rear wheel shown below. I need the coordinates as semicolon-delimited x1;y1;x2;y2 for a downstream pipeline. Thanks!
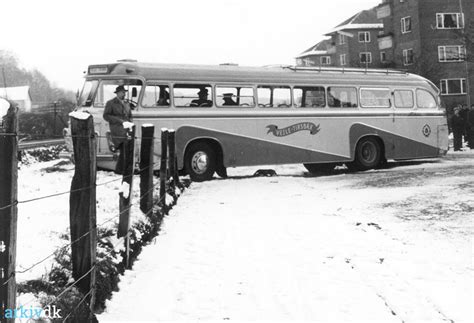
348;137;382;171
184;142;216;182
303;163;335;174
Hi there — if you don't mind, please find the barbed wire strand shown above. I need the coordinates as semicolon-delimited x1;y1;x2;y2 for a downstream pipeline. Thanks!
14;174;164;276
61;288;94;323
0;160;164;211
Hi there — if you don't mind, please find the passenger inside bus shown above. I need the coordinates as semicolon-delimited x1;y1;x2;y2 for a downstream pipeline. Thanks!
222;93;237;106
191;88;213;107
157;86;170;106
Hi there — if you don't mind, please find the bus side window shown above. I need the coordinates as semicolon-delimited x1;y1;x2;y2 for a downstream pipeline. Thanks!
416;89;437;109
216;86;255;107
173;84;213;107
294;86;326;108
360;88;391;108
328;87;358;108
142;84;170;107
257;86;291;108
394;90;414;108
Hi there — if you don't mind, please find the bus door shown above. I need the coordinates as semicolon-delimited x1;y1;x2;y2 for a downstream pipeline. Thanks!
77;79;142;160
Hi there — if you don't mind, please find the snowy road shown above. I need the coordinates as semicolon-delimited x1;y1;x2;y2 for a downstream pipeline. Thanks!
98;155;473;322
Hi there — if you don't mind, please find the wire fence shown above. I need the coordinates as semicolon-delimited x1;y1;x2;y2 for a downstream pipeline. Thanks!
0;126;184;322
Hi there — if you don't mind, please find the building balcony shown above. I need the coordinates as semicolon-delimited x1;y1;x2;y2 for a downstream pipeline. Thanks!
378;35;393;50
376;3;391;19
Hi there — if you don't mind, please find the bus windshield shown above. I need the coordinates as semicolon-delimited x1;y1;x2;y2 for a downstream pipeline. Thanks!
79;79;143;108
78;80;99;107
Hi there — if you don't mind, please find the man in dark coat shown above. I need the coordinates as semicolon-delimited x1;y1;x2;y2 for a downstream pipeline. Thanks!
451;105;465;151
103;85;134;174
467;104;474;149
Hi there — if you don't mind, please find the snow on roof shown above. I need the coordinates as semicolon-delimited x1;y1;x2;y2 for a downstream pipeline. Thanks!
0;86;31;101
325;7;383;35
295;39;332;58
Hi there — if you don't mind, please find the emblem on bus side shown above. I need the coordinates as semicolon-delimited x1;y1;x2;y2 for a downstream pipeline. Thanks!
266;122;320;137
422;124;431;137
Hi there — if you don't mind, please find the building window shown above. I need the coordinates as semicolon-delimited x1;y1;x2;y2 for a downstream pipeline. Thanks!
436;13;464;29
380;51;387;63
358;31;371;43
320;56;331;65
401;16;412;33
403;48;414;65
440;79;467;95
360;52;372;64
438;45;466;62
340;54;346;66
339;34;346;45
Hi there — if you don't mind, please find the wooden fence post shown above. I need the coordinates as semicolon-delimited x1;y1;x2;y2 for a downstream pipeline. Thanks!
168;130;176;192
0;100;18;323
118;126;135;269
159;129;169;207
139;125;155;215
68;112;97;309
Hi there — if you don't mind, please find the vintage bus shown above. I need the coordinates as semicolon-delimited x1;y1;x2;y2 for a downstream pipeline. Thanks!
69;60;448;181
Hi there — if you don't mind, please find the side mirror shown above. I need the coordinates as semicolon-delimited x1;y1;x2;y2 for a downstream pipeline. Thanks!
132;87;138;98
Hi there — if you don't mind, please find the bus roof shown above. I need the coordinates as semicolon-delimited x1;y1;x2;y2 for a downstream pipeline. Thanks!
86;61;433;88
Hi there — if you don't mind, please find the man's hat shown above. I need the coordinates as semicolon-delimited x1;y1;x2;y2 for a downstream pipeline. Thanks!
114;85;128;93
223;93;233;97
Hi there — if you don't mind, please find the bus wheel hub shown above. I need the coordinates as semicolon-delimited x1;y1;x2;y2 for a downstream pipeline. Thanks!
192;151;208;174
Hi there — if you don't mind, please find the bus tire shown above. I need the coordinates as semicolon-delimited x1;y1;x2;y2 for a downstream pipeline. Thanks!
348;137;382;171
184;142;216;182
303;163;335;174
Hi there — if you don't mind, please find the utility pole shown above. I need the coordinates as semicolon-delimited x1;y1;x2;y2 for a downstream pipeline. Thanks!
459;0;471;106
53;101;58;136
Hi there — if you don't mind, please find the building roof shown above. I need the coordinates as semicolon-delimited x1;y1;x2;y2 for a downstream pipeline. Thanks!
295;39;333;59
325;7;383;35
0;86;31;101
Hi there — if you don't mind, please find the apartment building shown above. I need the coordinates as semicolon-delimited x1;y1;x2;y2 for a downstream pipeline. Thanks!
295;39;335;67
295;8;384;68
376;0;473;108
296;0;473;107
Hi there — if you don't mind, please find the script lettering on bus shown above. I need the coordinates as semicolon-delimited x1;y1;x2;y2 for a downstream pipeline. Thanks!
266;122;320;137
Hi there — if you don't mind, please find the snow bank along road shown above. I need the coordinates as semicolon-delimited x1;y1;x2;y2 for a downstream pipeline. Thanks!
99;156;473;322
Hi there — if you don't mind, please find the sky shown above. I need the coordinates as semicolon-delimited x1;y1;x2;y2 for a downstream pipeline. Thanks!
0;0;382;91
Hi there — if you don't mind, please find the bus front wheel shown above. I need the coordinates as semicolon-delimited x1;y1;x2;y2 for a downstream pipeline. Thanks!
184;142;216;182
348;137;382;171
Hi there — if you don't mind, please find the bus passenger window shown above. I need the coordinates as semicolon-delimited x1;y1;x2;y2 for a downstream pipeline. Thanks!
216;87;254;107
416;89;437;109
394;90;414;108
294;86;326;108
173;84;213;107
257;86;291;108
360;88;391;108
328;87;358;108
142;84;170;107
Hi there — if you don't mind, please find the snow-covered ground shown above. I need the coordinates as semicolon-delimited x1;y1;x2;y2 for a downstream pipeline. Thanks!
96;154;474;323
15;160;148;283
